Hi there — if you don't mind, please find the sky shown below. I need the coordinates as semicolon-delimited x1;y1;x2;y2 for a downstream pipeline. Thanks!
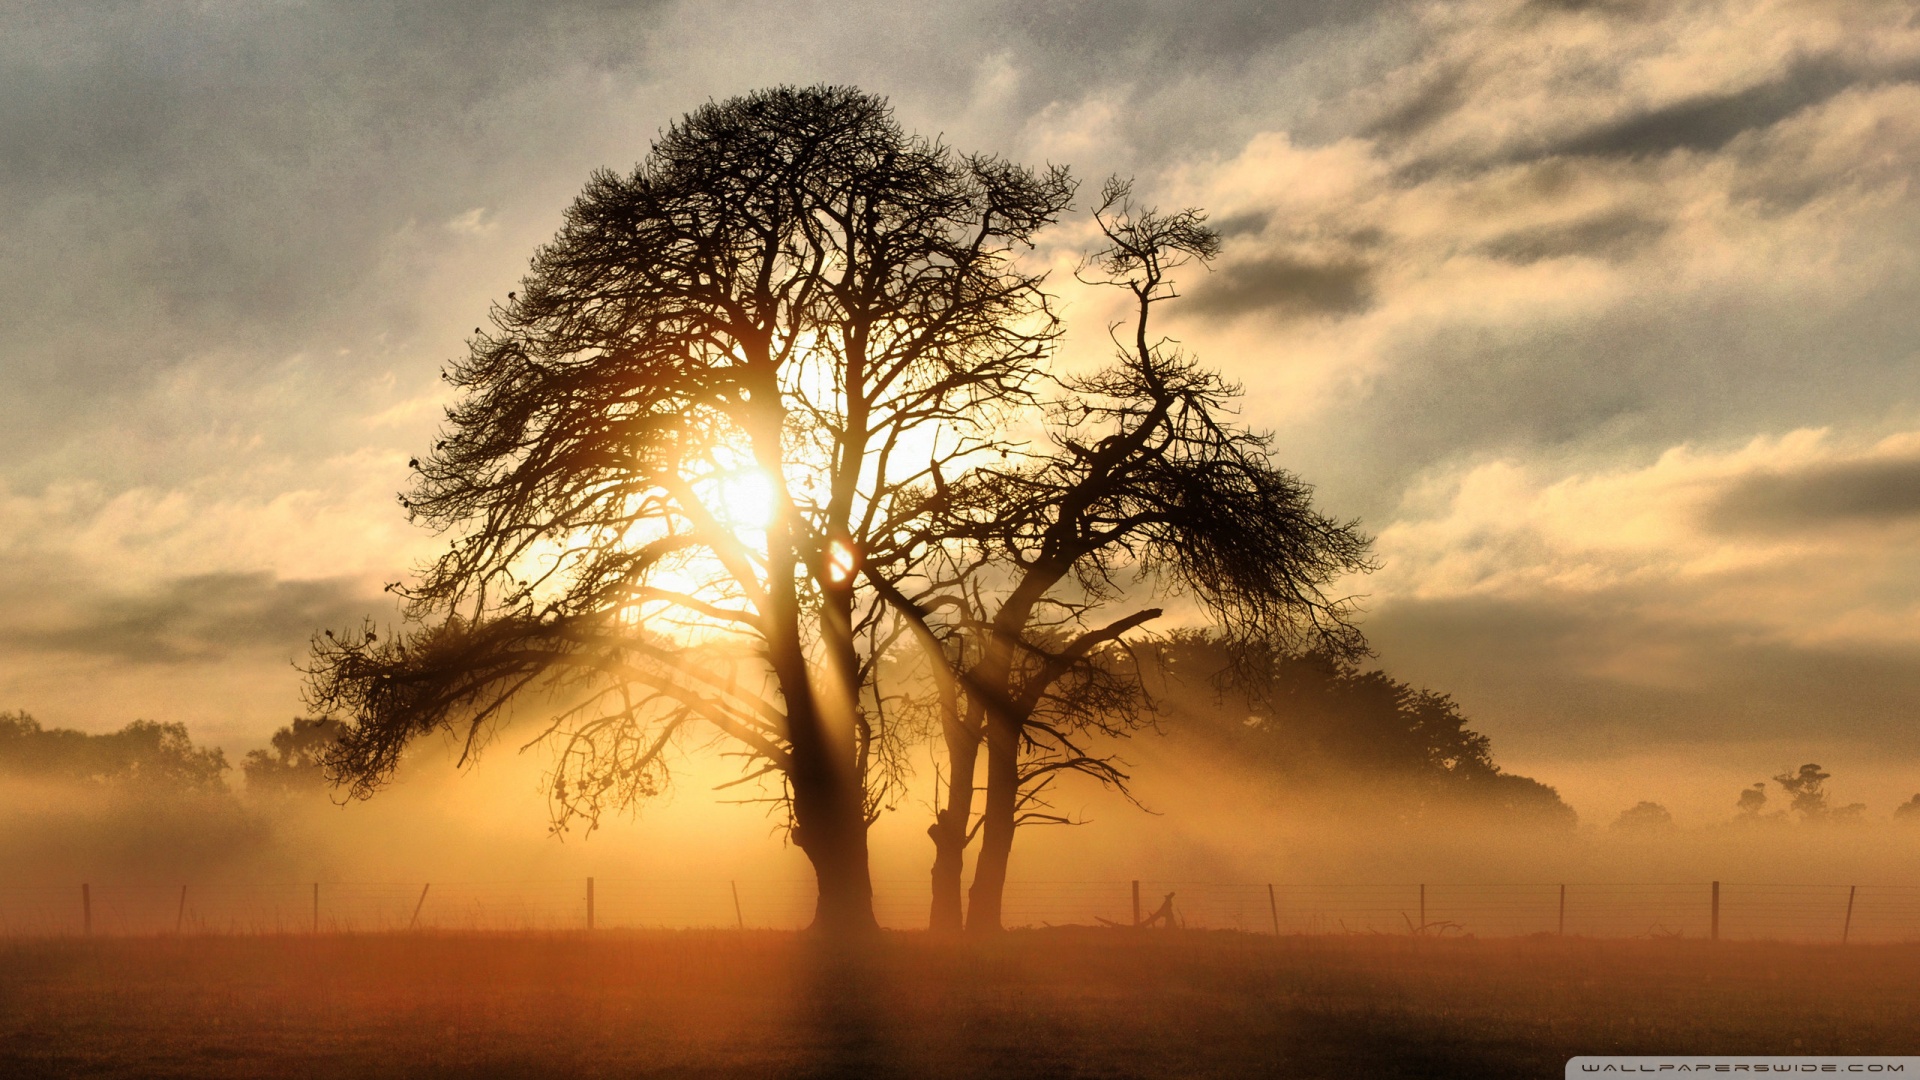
3;0;1919;827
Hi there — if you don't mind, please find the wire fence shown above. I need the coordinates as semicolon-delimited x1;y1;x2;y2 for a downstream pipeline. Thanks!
2;879;1915;942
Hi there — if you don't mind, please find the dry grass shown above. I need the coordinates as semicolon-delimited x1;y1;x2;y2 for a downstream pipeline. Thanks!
2;930;1917;1078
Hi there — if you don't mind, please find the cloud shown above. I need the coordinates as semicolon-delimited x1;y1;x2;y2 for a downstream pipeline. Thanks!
1369;591;1920;755
1706;456;1920;533
0;572;375;665
1146;4;1920;527
1184;255;1374;320
1475;207;1667;264
1541;54;1892;161
1359;430;1920;761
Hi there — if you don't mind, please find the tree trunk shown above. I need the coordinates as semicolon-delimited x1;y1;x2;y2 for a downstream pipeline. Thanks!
965;709;1019;933
927;703;982;932
768;571;878;936
787;708;879;935
798;798;878;935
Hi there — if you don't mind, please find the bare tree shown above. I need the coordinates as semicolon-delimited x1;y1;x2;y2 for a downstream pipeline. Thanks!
888;180;1375;932
303;86;1072;934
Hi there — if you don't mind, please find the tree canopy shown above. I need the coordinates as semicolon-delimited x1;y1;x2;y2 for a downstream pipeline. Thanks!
1142;634;1576;828
0;710;230;795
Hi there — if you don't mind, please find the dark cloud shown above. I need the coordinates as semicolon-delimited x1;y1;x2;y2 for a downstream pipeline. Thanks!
1;573;378;664
1268;258;1920;525
1008;0;1402;71
1379;48;1920;181
1361;61;1474;142
1546;55;1876;160
1367;593;1920;757
1184;254;1374;321
1705;457;1920;534
1477;208;1667;264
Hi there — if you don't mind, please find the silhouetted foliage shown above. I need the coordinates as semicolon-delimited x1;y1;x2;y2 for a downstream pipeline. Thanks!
304;85;1074;933
242;716;347;795
0;710;230;795
1611;801;1677;834
0;710;267;878
1769;763;1864;823
1141;634;1576;828
1895;794;1920;821
1735;782;1769;819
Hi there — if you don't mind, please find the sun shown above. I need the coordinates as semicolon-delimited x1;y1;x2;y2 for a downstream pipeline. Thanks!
715;467;778;531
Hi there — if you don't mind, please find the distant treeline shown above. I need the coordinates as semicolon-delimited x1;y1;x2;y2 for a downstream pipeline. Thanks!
0;712;229;793
0;711;272;879
0;710;340;798
1141;633;1578;827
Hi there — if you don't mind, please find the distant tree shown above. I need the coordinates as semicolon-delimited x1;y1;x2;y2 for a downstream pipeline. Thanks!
1610;801;1676;834
242;717;347;795
889;183;1375;932
0;710;229;795
303;86;1073;934
1762;764;1863;823
1894;794;1920;821
1773;763;1831;818
1734;782;1769;819
1138;634;1576;827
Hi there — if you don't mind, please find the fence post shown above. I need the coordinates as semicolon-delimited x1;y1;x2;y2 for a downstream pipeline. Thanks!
82;883;91;937
586;877;595;931
1267;883;1280;936
312;883;319;934
176;885;188;934
731;880;744;931
1419;883;1426;932
409;883;430;930
1558;884;1566;936
1842;884;1857;944
1132;880;1141;927
1710;881;1720;941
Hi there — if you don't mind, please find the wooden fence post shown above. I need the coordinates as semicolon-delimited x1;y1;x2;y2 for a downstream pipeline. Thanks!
586;877;595;931
409;883;430;930
1842;884;1857;944
1710;881;1720;941
1558;884;1566;936
1267;884;1280;936
82;883;91;937
731;880;744;931
1132;880;1141;927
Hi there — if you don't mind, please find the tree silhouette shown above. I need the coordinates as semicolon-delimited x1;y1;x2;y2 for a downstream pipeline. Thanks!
1610;801;1676;834
888;181;1374;932
242;716;346;795
1137;632;1575;827
1769;763;1863;823
0;711;230;795
304;86;1072;934
1773;763;1832;818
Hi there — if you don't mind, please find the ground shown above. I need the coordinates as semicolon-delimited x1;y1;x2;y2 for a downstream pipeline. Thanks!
1;931;1916;1078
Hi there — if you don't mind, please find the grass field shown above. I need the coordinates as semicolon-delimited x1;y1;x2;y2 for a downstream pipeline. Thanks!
2;930;1917;1078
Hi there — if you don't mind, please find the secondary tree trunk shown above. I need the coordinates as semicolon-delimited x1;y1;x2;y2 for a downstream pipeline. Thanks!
927;702;982;932
965;709;1019;933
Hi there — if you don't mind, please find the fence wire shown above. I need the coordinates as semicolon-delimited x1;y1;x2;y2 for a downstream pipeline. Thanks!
2;880;1914;941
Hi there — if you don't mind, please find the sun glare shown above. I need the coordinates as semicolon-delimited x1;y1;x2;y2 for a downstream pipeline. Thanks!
717;468;777;531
